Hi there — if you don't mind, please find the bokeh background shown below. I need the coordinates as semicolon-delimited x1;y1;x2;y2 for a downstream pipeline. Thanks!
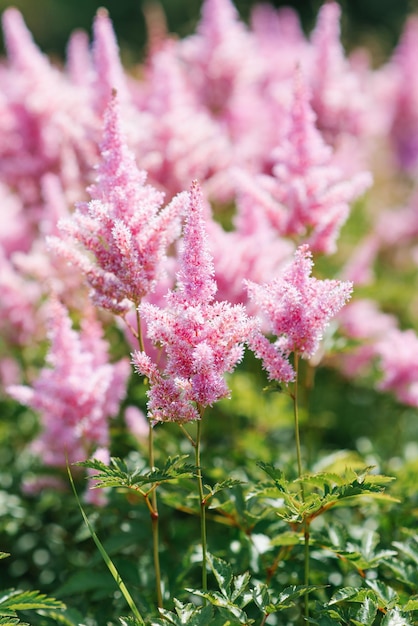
0;0;417;65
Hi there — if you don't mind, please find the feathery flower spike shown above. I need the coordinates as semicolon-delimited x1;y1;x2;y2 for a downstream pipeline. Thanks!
50;93;187;315
133;181;256;422
247;244;353;369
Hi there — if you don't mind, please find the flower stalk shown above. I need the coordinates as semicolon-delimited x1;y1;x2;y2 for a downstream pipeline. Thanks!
293;353;310;623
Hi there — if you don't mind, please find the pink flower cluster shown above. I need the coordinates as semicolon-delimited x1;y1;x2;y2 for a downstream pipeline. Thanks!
133;181;256;422
8;299;130;466
2;0;418;489
247;245;352;381
49;94;188;316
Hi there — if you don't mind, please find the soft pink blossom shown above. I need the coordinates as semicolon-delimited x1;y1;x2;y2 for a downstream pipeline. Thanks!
235;71;372;254
376;328;418;407
7;299;130;466
247;244;353;368
50;94;187;315
336;299;398;378
133;181;256;422
309;1;368;141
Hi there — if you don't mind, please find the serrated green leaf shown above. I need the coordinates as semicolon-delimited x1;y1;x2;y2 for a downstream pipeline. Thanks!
0;589;65;613
230;571;251;604
382;559;418;589
354;596;378;626
188;590;249;623
0;618;27;626
252;583;271;612
393;539;418;566
365;580;399;609
273;585;324;611
119;617;147;626
402;597;418;611
77;455;195;490
381;608;413;626
328;587;370;605
204;479;243;502
172;601;213;626
207;554;232;598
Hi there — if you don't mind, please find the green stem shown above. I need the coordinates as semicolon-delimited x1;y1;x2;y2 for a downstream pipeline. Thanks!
293;353;310;622
195;412;208;591
149;423;163;608
136;307;162;608
136;306;145;353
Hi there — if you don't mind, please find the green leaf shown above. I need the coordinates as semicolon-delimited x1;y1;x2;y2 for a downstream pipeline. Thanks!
207;554;233;598
393;538;418;566
0;589;65;614
0;618;28;626
252;583;271;613
119;617;147;626
188;590;249;623
204;479;243;504
230;571;251;604
151;599;213;625
328;587;370;605
365;580;399;609
77;455;195;490
0;554;10;561
381;608;413;626
274;585;324;611
402;597;418;612
353;596;378;626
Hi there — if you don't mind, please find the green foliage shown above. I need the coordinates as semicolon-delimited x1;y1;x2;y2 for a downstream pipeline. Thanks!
76;455;195;492
0;585;65;626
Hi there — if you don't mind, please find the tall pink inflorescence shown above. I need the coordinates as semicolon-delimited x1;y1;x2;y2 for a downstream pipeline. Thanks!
7;298;130;467
133;181;256;423
49;94;187;316
309;1;368;141
235;71;372;254
247;244;353;380
387;16;418;171
376;329;418;407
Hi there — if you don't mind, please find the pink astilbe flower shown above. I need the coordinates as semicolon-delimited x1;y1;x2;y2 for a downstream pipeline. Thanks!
0;8;95;204
386;16;418;172
376;328;418;407
247;245;352;377
235;72;372;254
92;8;130;115
133;181;256;422
336;299;397;378
7;299;130;466
179;0;258;116
0;250;43;346
309;1;368;141
50;94;187;315
137;41;231;197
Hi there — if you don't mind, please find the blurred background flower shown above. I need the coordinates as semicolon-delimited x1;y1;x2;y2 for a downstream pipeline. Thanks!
0;0;414;65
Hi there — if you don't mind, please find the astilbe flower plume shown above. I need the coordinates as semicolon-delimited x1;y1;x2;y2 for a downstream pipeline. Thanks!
235;71;372;254
7;298;130;467
376;328;418;407
49;94;187;316
309;1;368;141
247;244;353;381
386;16;418;172
0;8;95;206
133;181;256;422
